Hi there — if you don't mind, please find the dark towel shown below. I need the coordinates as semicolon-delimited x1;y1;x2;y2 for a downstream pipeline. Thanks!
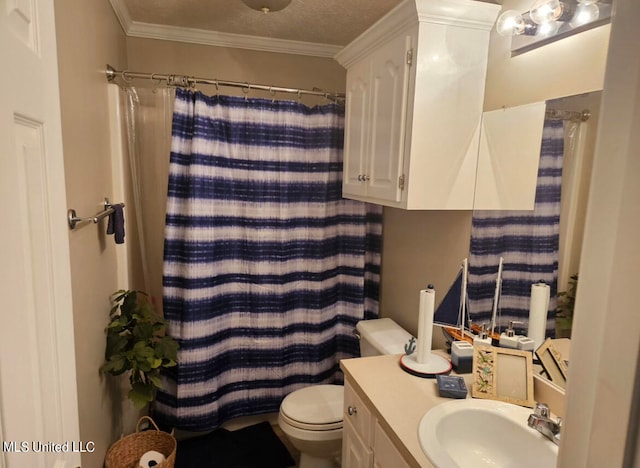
106;204;125;244
175;421;295;468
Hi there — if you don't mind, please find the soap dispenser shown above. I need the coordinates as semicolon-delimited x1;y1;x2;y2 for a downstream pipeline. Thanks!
473;323;492;346
499;321;521;349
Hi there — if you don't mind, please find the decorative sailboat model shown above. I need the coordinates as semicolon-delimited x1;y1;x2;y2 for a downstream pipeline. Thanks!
434;257;504;345
433;258;473;344
399;257;508;377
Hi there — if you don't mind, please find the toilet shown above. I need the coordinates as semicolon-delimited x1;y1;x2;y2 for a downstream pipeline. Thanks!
277;318;412;468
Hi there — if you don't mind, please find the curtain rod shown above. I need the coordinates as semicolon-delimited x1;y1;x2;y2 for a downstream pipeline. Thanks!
105;65;345;102
545;109;590;122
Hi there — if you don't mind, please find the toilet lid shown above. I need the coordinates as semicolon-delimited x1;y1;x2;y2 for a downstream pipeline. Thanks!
280;384;344;427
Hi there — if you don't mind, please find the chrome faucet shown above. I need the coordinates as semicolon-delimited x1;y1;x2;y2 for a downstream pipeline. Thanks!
528;403;562;446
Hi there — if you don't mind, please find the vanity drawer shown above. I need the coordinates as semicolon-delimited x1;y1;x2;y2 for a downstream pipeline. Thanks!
344;379;373;446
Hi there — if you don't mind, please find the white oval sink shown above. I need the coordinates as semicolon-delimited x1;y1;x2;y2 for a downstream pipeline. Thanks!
418;399;558;468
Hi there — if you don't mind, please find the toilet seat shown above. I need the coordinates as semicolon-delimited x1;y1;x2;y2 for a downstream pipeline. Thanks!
280;384;344;431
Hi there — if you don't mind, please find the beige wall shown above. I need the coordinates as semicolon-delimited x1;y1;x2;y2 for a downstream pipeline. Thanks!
54;1;129;467
380;209;472;348
484;0;609;110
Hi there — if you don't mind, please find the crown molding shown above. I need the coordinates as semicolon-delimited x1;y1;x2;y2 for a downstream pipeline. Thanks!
334;0;415;67
109;0;341;58
334;0;500;68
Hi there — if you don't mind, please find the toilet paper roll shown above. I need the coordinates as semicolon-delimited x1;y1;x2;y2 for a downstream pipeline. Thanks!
416;288;435;364
139;450;165;468
528;282;550;349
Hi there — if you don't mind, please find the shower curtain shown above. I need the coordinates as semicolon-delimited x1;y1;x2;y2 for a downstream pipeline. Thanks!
122;86;175;311
467;119;565;336
154;88;382;430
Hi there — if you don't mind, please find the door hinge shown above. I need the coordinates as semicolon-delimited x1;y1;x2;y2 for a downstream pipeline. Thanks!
398;174;405;190
406;49;413;66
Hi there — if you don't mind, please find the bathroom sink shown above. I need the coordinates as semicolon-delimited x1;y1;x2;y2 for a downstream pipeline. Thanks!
418;399;558;468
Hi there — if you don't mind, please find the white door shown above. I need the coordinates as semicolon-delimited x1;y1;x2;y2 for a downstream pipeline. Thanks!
0;1;81;468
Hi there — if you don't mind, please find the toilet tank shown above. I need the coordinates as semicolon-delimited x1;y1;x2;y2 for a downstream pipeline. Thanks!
356;318;413;357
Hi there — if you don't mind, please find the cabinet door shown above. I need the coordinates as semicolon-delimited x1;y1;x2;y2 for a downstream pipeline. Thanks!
343;57;370;198
344;379;373;445
343;417;374;468
373;420;410;468
474;102;546;210
367;31;413;202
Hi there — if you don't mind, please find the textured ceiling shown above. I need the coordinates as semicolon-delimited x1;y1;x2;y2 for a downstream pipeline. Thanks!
122;0;406;46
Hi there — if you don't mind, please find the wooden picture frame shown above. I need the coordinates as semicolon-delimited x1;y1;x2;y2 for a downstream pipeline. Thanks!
472;344;535;408
535;338;569;389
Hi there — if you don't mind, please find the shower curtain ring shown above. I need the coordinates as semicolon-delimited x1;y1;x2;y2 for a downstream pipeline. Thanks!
122;71;133;83
297;90;302;102
150;73;163;92
242;83;251;101
269;87;276;103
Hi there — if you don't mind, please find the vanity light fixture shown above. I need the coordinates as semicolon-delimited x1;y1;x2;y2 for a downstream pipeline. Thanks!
241;0;292;14
495;0;610;54
570;2;600;27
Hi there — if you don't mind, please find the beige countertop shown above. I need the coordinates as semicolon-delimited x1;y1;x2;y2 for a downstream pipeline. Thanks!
340;350;474;468
340;346;566;467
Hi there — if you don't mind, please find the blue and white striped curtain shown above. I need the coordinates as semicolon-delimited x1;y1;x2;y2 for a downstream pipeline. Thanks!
154;88;382;431
467;120;564;336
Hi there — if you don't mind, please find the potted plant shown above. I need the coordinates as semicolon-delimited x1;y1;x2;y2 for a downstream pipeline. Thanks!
100;290;179;409
556;274;578;338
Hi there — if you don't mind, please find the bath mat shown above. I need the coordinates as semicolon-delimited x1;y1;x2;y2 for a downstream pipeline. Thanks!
175;421;295;468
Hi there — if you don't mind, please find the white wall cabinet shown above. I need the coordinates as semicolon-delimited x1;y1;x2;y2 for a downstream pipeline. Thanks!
342;30;413;203
343;378;411;468
336;0;500;210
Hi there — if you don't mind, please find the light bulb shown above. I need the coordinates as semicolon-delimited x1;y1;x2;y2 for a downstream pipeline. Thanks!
496;10;526;36
530;0;563;24
577;0;599;4
570;3;600;27
536;20;560;36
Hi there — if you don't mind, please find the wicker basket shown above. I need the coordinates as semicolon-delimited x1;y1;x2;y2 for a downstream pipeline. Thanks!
105;416;176;468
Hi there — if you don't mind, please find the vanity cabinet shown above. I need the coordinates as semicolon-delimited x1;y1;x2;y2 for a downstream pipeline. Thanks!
335;0;501;210
343;377;411;468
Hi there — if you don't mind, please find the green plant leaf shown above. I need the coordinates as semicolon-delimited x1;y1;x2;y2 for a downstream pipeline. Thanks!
129;381;154;410
148;374;163;389
102;289;179;408
100;355;128;375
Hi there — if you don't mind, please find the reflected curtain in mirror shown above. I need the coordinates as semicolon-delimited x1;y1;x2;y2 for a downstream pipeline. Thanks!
467;120;565;337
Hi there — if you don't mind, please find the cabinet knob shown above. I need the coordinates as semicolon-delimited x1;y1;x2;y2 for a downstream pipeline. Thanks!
363;174;370;181
357;174;363;181
347;405;357;416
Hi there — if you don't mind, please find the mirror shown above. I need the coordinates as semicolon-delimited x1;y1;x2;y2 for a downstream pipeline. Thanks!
535;338;569;389
468;90;601;384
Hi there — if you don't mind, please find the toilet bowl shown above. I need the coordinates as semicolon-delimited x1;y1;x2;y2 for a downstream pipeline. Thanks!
278;384;344;468
278;318;413;468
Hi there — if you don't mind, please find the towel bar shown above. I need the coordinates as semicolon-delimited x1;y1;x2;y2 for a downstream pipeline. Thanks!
68;198;125;230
